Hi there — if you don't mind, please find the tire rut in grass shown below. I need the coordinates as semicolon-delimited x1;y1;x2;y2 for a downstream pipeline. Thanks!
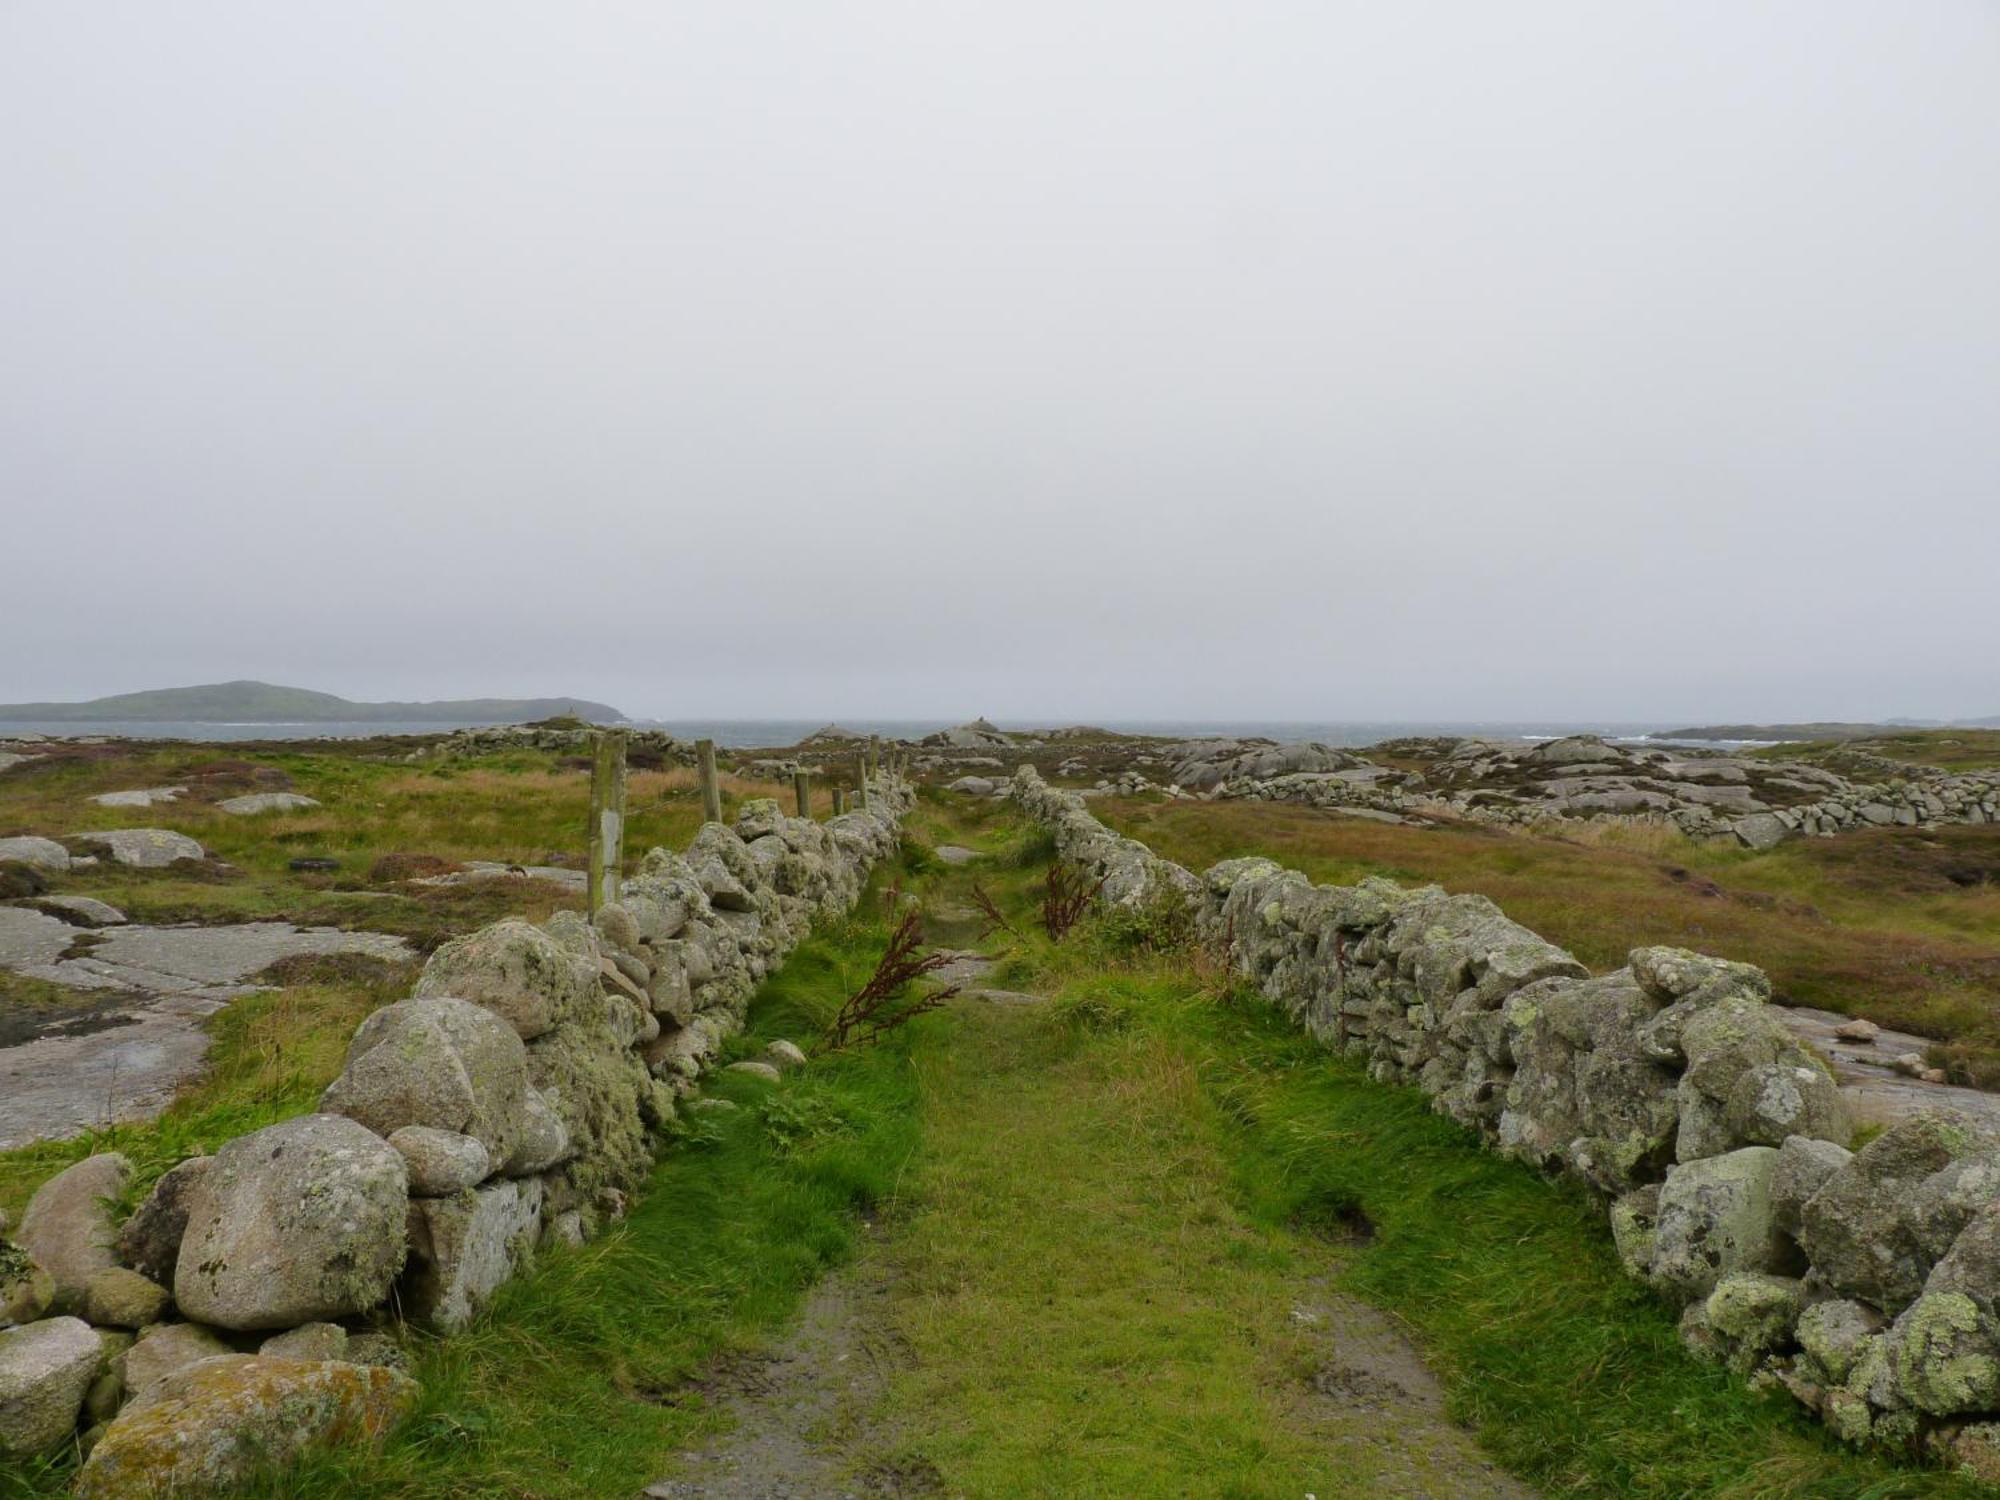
641;1229;935;1500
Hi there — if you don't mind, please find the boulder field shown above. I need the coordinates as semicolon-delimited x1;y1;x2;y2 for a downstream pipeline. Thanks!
1011;764;2000;1463
0;777;915;1493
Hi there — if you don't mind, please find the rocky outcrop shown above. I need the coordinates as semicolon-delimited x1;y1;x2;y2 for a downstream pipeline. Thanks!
1009;768;2000;1454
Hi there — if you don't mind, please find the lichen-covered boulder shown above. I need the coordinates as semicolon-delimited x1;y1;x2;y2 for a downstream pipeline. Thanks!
1675;998;1844;1160
501;1085;571;1177
590;901;641;955
116;1156;211;1287
621;860;705;942
321;995;530;1165
414;918;589;1040
80;1268;169;1330
1498;970;1678;1192
1799;1113;2000;1315
1722;1060;1849;1152
1630;946;1771;1014
73;1355;418;1499
1927;1199;2000;1320
1610;1184;1661;1279
174;1115;408;1331
1885;1292;2000;1415
0;1316;100;1457
1701;1272;1803;1374
734;798;786;842
1772;1135;1851;1239
1796;1298;1885;1388
402;1178;544;1330
121;1322;231;1400
647;943;693;1026
387;1126;492;1197
17;1154;130;1311
1650;1146;1788;1301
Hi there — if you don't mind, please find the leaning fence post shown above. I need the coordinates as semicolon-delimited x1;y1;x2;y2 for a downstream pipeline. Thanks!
587;730;627;915
794;766;811;818
696;738;722;824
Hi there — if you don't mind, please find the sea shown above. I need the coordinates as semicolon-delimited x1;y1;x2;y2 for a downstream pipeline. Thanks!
0;718;1783;750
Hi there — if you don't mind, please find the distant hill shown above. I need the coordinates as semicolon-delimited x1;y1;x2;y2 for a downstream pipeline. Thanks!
1659;719;1988;742
0;680;625;725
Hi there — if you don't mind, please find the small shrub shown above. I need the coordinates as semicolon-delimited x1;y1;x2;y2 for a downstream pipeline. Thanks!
1093;890;1195;954
824;909;961;1051
1042;862;1104;942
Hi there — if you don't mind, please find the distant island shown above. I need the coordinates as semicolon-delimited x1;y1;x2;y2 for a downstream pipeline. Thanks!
0;679;624;725
1657;718;1998;742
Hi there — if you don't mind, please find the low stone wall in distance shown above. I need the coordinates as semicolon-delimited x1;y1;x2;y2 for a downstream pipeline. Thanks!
1011;765;2000;1469
0;778;914;1494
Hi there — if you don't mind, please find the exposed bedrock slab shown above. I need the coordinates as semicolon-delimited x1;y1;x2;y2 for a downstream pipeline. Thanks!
65;828;206;868
215;792;321;815
1779;1006;2000;1131
89;787;186;809
0;917;413;1150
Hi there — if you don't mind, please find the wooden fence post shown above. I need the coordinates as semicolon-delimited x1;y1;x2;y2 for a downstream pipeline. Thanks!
833;786;846;815
696;738;722;824
587;730;627;915
794;767;811;818
856;750;870;810
868;735;880;779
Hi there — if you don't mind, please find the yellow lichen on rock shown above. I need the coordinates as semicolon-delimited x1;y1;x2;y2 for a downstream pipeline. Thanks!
74;1355;418;1498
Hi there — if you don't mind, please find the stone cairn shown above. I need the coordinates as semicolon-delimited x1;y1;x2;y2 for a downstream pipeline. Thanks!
1012;764;2000;1470
0;775;916;1495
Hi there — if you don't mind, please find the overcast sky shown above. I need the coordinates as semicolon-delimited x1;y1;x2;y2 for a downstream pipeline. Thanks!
3;3;1996;724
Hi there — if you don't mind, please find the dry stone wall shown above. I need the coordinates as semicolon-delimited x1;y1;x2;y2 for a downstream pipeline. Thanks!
0;777;915;1491
1012;765;2000;1463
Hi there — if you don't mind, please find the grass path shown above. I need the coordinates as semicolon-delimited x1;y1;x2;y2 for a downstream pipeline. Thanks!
873;984;1535;1498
